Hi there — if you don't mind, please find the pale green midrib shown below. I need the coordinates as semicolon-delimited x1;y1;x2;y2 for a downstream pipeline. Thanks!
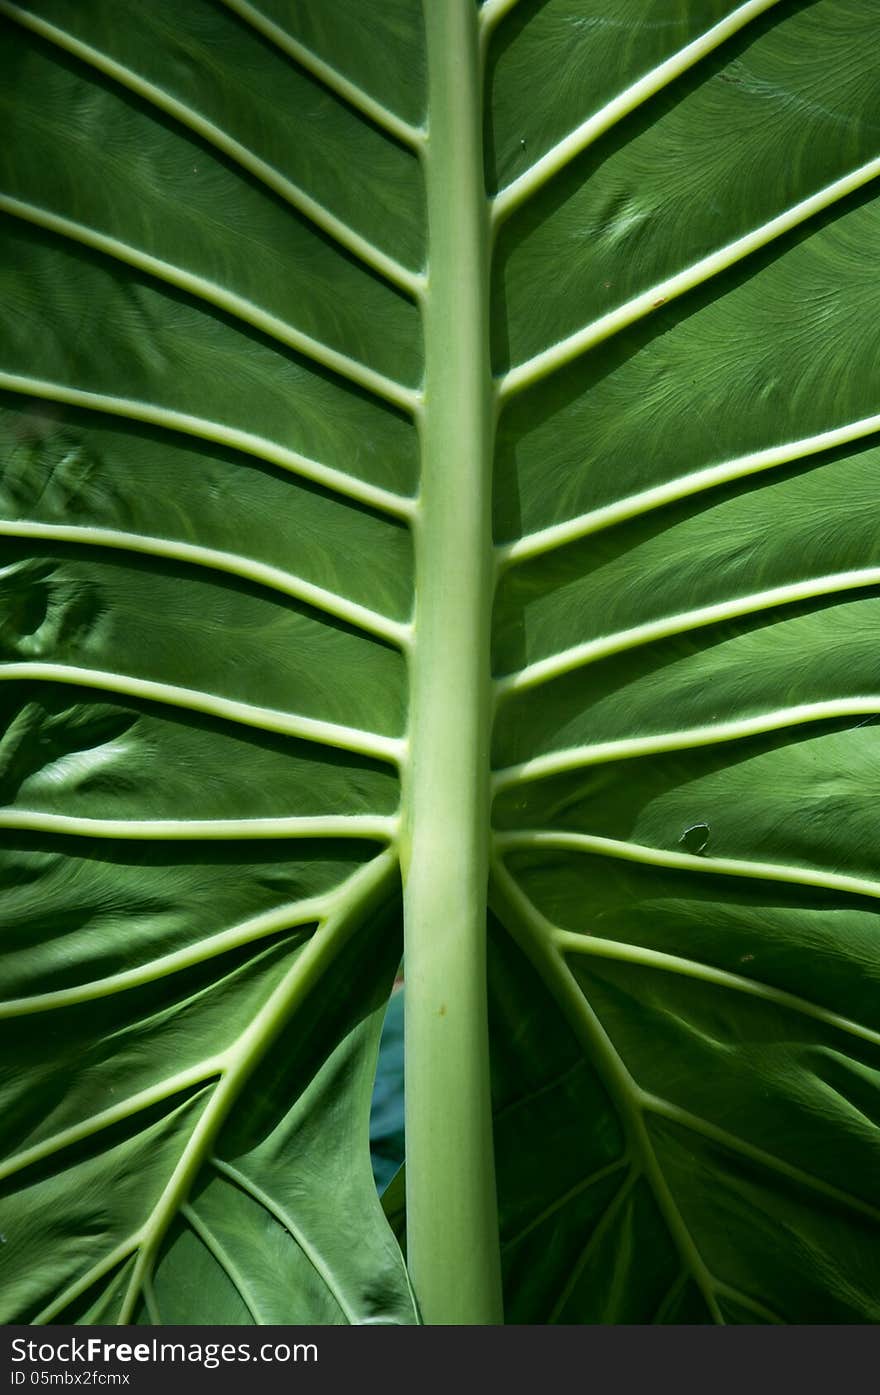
117;852;398;1322
0;893;328;1019
0;811;396;841
0;519;408;647
216;0;425;152
0;662;403;764
0;195;420;416
496;567;880;696
180;1202;262;1323
400;1;503;1326
490;860;724;1322
493;699;880;787
552;930;880;1049
497;411;880;567
495;828;880;905
211;1158;355;1324
0;1;422;301
0;373;414;520
499;155;880;399
490;0;784;225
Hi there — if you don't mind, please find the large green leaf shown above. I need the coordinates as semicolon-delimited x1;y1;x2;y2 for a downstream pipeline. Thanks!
2;0;880;1325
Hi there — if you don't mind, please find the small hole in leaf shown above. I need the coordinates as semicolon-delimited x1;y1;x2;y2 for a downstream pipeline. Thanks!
679;822;710;855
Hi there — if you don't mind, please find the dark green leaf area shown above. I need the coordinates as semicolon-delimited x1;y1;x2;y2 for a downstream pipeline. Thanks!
497;724;880;888
0;878;415;1325
0;3;425;333
489;0;754;191
495;193;880;541
0;402;414;627
0;541;406;737
0;220;419;499
493;441;880;677
143;905;415;1325
493;0;879;368
488;922;648;1323
0;836;362;1000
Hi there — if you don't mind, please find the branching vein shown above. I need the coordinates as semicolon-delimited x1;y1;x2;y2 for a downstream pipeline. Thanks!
0;1;423;300
0;195;421;415
499;156;880;399
216;0;425;152
0;372;414;519
490;858;724;1321
113;850;397;1321
504;1155;630;1251
0;1062;221;1184
34;1236;140;1325
495;828;880;905
496;567;880;696
545;1168;639;1322
553;930;880;1048
498;412;880;567
0;661;404;764
491;0;785;225
0;811;398;842
493;699;880;787
641;1094;880;1225
18;854;396;1325
0;894;328;1019
0;519;409;647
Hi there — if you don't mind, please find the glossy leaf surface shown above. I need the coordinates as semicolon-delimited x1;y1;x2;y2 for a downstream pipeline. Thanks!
1;0;879;1324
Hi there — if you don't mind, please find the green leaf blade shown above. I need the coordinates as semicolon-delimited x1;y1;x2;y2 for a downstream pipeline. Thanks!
0;0;419;1324
488;0;880;1322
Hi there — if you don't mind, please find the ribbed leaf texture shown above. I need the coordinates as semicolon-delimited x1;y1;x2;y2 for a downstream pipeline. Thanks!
1;0;879;1324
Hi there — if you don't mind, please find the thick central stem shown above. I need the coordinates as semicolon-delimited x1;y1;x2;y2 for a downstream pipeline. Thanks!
400;0;502;1326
